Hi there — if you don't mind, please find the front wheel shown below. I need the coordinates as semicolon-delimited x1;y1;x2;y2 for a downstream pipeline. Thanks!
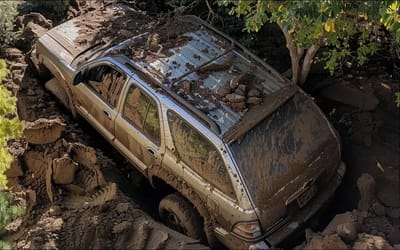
159;193;205;242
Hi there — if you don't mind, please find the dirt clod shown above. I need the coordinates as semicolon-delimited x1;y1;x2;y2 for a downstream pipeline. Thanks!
24;118;66;145
52;155;78;185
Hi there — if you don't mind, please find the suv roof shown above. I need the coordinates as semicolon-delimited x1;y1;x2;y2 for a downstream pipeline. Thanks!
70;5;293;138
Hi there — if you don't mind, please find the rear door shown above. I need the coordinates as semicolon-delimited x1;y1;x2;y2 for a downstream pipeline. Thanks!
114;80;162;174
73;62;127;141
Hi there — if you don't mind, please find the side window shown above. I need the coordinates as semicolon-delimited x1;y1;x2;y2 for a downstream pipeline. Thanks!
167;111;235;199
84;65;126;107
123;85;160;144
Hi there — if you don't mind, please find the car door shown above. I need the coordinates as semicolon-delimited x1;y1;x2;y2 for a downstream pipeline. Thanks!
114;80;162;174
73;62;127;142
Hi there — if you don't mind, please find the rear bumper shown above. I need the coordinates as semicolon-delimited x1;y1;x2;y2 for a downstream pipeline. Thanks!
215;161;345;249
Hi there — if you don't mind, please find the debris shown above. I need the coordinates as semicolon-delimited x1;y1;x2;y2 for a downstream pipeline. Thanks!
353;233;393;250
371;202;386;216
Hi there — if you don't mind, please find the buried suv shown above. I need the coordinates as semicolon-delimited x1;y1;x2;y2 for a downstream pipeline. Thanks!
31;3;346;249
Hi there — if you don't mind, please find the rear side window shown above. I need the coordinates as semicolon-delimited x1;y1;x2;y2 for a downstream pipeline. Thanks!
122;85;160;144
84;65;126;107
167;110;235;199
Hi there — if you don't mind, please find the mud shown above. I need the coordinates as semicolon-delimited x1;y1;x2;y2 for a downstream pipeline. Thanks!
1;10;208;250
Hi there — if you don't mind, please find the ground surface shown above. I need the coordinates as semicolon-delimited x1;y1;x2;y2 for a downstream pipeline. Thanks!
1;1;399;249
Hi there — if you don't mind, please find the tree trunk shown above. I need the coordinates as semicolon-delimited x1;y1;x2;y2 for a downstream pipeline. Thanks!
277;22;320;86
277;21;300;84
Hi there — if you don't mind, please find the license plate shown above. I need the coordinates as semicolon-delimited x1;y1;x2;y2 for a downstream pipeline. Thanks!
297;185;316;208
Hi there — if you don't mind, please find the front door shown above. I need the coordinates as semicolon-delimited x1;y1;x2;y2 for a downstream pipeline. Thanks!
74;63;127;141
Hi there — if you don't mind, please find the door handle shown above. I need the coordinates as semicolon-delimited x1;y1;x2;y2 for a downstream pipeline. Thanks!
147;148;155;156
103;110;111;120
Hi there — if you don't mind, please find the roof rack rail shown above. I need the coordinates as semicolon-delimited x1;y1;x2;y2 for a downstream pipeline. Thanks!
125;62;221;135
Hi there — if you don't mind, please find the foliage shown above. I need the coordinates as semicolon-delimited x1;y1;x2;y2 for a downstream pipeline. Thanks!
0;60;23;190
396;92;400;107
25;0;70;16
217;0;399;84
0;2;22;46
0;191;24;234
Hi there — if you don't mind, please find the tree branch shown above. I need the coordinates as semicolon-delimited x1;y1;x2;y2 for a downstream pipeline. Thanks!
299;44;320;86
277;21;300;84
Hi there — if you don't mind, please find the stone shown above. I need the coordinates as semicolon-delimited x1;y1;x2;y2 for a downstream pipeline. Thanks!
226;93;246;103
322;234;348;249
116;202;130;214
371;202;386;216
52;155;78;185
247;88;261;97
48;205;62;217
246;97;262;105
323;212;357;236
353;233;393;250
337;222;358;242
216;84;231;97
357;173;375;212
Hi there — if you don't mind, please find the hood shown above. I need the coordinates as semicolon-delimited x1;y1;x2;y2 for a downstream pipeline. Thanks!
46;4;153;63
229;92;341;230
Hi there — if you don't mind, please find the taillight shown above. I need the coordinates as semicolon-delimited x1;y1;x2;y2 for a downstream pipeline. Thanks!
232;221;262;239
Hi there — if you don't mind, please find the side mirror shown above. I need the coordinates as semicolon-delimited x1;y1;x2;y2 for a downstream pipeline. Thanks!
73;71;83;85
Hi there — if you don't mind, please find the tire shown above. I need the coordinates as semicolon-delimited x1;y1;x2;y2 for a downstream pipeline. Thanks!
159;193;205;242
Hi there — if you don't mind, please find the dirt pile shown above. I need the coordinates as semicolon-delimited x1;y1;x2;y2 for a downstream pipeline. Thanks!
1;13;207;249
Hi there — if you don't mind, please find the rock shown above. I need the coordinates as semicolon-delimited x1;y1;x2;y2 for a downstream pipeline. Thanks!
376;169;400;208
226;93;246;103
323;212;357;236
116;202;130;214
24;118;66;145
371;202;386;216
357;173;375;212
238;84;246;92
6;177;23;192
353;233;393;250
304;234;348;250
52;155;78;185
230;101;246;112
48;205;62;217
337;222;358;242
322;234;348;249
247;97;262;105
248;88;261;97
234;88;245;96
320;83;379;111
216;84;231;97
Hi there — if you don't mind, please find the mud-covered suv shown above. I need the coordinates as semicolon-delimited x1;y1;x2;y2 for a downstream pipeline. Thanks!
32;3;346;249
